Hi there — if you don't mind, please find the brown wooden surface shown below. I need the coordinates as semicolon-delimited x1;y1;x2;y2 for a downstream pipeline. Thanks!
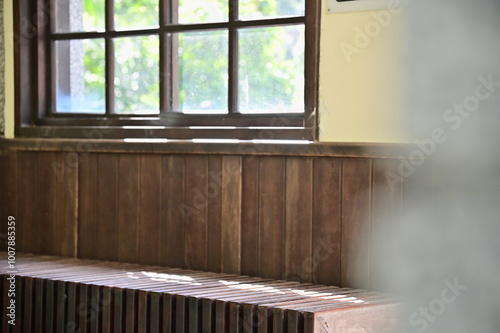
258;156;285;280
1;138;417;158
285;157;313;282
240;156;259;277
96;154;119;261
312;157;342;286
184;155;209;271
161;155;186;268
0;145;432;288
118;154;140;263
206;156;223;273
138;155;162;265
0;253;399;333
220;155;242;274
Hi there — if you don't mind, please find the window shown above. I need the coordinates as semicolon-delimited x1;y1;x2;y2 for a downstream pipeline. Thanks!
14;0;320;140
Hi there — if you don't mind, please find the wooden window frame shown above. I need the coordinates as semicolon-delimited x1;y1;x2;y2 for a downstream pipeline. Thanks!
14;0;321;140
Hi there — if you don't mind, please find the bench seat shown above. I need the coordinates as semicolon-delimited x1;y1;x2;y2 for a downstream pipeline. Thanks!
1;253;399;332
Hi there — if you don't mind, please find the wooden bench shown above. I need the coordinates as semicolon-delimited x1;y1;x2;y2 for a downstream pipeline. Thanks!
1;253;399;333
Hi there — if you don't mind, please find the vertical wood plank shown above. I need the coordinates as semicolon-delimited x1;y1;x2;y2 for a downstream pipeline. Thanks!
207;156;222;272
55;151;79;257
97;153;119;261
118;154;139;263
341;158;372;288
78;153;98;259
371;158;403;290
221;155;242;274
258;156;285;280
240;156;260;277
16;152;36;253
312;157;342;286
284;157;313;282
184;155;208;271
161;155;186;268
37;152;57;255
0;151;17;252
138;154;162;265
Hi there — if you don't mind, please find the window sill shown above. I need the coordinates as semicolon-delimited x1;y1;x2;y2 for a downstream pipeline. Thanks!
1;137;415;158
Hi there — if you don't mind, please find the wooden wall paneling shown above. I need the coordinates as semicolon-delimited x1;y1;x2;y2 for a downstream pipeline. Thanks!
312;157;342;286
370;159;403;291
160;155;186;268
184;155;208;271
258;156;285;280
118;154;139;263
78;153;98;259
55;151;79;257
37;152;57;255
220;155;242;274
340;158;372;289
0;151;17;252
96;154;119;261
240;156;259;277
284;157;313;282
207;156;222;272
16;152;36;253
138;154;162;266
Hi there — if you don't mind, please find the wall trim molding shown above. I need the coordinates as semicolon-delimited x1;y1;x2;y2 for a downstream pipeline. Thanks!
0;138;416;158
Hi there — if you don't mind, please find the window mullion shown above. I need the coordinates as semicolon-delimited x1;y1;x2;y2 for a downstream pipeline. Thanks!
105;0;115;115
228;0;239;114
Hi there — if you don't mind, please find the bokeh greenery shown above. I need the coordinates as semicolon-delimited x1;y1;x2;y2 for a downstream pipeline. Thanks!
79;0;304;113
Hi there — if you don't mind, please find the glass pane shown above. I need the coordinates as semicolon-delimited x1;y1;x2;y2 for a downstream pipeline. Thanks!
239;25;304;113
53;0;105;32
115;0;159;30
114;36;160;114
178;0;228;24
55;39;106;113
176;30;228;113
239;0;305;20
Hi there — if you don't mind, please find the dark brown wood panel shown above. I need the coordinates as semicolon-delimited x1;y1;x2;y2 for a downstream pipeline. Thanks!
138;155;162;265
240;156;260;277
221;155;242;274
312;157;342;286
207;155;222;272
161;155;186;268
258;157;285;280
0;151;17;252
55;152;78;257
184;155;208;271
0;143;433;288
118;154;139;263
341;158;372;288
37;152;57;255
284;157;313;282
78;153;98;259
96;154;119;261
16;152;36;253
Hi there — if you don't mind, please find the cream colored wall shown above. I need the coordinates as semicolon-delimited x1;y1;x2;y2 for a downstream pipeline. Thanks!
3;0;14;138
1;0;409;142
318;3;410;142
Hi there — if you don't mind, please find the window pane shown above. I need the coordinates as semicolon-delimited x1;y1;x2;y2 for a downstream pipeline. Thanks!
115;0;159;30
114;36;160;114
54;39;106;113
53;0;105;32
239;0;305;20
176;30;228;113
238;25;304;113
177;0;228;24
